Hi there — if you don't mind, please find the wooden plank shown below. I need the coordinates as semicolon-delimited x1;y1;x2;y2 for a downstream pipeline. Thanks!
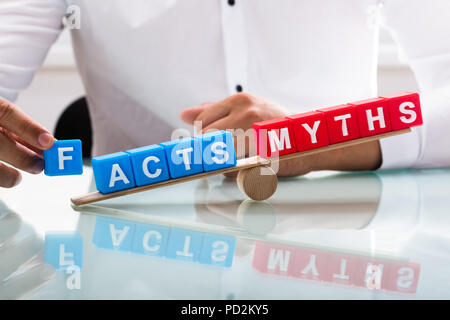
71;128;411;206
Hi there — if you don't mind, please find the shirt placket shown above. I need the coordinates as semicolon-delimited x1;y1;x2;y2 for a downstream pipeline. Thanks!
220;0;248;95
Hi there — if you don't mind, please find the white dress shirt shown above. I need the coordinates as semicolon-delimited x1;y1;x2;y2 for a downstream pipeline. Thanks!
0;0;449;169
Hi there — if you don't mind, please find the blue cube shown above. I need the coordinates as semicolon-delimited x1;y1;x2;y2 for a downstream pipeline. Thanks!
132;223;170;256
199;233;236;268
91;152;136;194
160;137;203;179
166;228;204;262
43;139;83;176
202;130;236;172
44;231;83;270
92;216;136;252
126;145;170;187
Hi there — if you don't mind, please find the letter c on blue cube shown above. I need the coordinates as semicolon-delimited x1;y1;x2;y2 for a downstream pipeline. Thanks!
202;131;236;172
160;137;203;179
126;145;170;187
43;139;83;176
44;231;83;270
92;152;136;194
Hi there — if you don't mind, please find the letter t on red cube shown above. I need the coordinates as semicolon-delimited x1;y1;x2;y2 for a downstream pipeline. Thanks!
252;118;297;157
317;104;360;144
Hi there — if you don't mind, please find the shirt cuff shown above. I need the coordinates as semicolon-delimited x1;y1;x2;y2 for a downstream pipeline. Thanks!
379;127;421;170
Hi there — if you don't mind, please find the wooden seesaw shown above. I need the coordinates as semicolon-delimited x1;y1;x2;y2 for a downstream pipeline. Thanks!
70;128;410;206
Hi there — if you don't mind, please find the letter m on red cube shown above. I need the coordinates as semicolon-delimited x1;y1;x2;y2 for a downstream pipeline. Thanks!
252;118;297;157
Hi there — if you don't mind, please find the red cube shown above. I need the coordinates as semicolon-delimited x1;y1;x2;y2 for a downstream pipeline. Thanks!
326;253;359;286
380;92;423;131
290;247;330;281
350;97;392;137
252;118;296;157
252;241;295;276
353;257;387;290
287;111;329;152
383;261;420;294
318;104;360;144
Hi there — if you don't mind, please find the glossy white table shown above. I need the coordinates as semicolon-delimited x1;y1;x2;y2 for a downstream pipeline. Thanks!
1;164;449;299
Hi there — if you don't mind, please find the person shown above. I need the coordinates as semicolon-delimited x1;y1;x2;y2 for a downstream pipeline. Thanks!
0;0;449;188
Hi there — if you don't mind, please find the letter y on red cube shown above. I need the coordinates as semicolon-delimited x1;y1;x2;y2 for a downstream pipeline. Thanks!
287;111;329;151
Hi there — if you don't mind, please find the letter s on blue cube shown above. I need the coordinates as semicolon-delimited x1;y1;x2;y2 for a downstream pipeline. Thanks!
202;130;236;172
126;145;170;187
199;233;236;267
92;152;136;194
43;139;83;176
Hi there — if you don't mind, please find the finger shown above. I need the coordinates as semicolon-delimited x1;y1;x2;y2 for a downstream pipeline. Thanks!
0;99;54;150
199;115;232;134
4;130;44;156
0;163;22;188
180;102;213;125
0;131;45;174
195;101;231;129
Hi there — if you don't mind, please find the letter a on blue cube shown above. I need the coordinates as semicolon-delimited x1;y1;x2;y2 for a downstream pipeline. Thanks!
166;228;204;262
92;216;135;252
202;130;236;172
92;152;136;194
199;233;236;268
44;231;83;270
126;145;170;187
43;139;83;176
160;137;203;179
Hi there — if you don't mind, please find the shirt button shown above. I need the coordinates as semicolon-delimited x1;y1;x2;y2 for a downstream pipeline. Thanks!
236;85;243;92
228;0;235;6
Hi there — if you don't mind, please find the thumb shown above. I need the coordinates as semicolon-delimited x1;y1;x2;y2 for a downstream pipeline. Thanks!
180;102;212;125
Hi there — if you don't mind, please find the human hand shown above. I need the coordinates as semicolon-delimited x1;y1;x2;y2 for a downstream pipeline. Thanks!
0;99;55;187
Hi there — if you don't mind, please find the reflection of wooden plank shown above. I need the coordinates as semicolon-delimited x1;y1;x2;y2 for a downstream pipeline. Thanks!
71;128;411;206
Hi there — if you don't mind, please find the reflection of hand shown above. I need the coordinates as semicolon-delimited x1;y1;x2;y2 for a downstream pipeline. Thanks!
0;99;55;188
0;202;54;299
194;173;381;235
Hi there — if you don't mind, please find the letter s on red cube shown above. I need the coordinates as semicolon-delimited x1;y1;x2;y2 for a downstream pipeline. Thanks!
380;92;423;131
252;118;297;157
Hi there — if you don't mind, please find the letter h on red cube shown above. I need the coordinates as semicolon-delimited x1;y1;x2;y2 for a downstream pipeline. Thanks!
349;97;391;137
252;118;296;157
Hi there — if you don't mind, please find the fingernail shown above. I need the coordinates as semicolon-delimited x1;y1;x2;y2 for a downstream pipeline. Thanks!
38;133;53;148
32;158;45;174
12;174;22;187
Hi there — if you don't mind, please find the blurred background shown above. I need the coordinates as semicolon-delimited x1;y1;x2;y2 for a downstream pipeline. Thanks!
15;27;420;137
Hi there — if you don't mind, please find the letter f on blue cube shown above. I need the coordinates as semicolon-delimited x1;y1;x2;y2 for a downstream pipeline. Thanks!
43;139;83;176
92;152;136;194
202;131;236;172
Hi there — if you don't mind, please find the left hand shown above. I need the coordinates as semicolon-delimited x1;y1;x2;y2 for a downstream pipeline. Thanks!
180;93;315;177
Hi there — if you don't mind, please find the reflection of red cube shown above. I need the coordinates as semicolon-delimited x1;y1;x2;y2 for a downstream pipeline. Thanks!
252;241;295;276
349;98;391;137
291;248;330;282
383;261;420;294
353;257;388;290
326;253;359;286
380;92;423;131
287;111;329;152
318;105;360;144
252;118;296;157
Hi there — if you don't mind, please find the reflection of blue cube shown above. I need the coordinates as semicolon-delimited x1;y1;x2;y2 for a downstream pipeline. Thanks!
92;216;135;252
126;145;170;187
44;140;83;176
132;223;170;256
92;152;136;194
160;137;203;179
44;232;83;270
166;228;204;262
199;233;236;267
202;131;236;172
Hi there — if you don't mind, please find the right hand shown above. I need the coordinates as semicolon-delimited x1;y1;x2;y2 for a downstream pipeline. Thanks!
0;99;55;187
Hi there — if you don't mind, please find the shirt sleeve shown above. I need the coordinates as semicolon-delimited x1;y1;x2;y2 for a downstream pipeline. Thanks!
379;0;450;169
0;0;66;102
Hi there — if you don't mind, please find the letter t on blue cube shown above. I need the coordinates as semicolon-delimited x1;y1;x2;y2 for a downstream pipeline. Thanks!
160;137;203;179
92;152;136;194
202;130;236;172
43;139;83;176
